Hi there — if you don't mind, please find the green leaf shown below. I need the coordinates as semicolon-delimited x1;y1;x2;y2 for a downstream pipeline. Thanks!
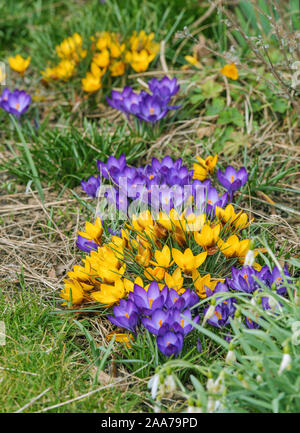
223;131;249;157
217;107;244;127
190;92;205;105
272;98;289;113
201;79;223;99
206;98;225;116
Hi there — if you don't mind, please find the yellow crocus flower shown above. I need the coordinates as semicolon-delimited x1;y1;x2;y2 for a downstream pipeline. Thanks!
193;155;218;181
220;63;238;80
192;270;223;298
128;49;155;72
110;61;125;77
164;268;184;294
93;50;110;68
150;245;173;269
215;204;252;232
9;54;31;75
96;32;111;51
218;235;250;259
78;218;103;244
91;279;126;306
106;332;134;348
185;213;206;233
172;248;207;274
82;72;102;93
144;266;166;281
194;224;221;251
60;279;86;305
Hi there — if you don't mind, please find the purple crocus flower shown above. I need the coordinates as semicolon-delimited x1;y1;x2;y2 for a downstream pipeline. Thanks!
135;94;169;123
269;265;291;296
245;316;260;329
194;184;228;217
106;76;180;123
141;309;170;335
76;234;99;253
0;88;31;118
97;154;127;181
226;266;259;294
204;283;236;328
107;299;139;332
171;309;200;336
157;331;184;357
132;282;168;315
106;86;134;112
180;289;200;310
217;166;248;194
81;175;101;198
148;76;180;103
165;288;186;311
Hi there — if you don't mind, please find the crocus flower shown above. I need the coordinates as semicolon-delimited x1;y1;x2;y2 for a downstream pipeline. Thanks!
97;154;127;181
81;175;101;198
141;309;170;335
76;234;99;253
164;288;186;311
132;282;168;315
217;166;248;195
269;265;291;296
157;331;184;357
171;309;200;336
172;248;207;274
8;54;31;76
203;283;236;328
148;76;180;103
220;63;238;80
135;94;169;123
106;75;180;123
106;86;135;112
0;88;31;118
193;155;218;181
226;266;259;294
107;299;139;331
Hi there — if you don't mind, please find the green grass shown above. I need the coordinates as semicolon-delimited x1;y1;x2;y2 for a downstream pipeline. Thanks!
0;282;150;413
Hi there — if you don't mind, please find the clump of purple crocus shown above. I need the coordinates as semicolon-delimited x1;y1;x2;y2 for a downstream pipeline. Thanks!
225;264;290;328
0;88;31;118
106;76;180;123
108;282;200;357
77;154;233;252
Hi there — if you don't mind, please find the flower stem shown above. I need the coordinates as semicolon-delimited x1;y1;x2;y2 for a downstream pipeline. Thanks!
10;114;45;203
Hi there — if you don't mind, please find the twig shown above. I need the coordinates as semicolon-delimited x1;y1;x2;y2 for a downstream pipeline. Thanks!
15;387;52;413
